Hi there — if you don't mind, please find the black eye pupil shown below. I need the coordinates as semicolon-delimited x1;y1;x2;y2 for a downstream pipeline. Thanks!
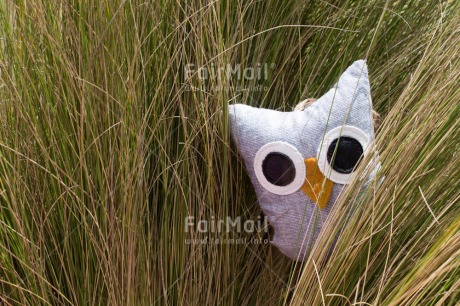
262;152;296;186
327;137;363;174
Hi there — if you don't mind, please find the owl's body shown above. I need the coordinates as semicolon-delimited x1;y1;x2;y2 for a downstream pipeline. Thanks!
229;60;377;260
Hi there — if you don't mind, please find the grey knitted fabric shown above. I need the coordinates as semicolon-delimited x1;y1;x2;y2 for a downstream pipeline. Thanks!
229;60;375;260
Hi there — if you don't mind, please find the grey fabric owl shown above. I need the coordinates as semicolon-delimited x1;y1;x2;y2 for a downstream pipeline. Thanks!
229;60;376;261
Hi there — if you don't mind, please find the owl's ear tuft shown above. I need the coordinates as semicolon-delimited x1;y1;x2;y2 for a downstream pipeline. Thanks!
228;103;255;149
314;59;374;139
228;104;242;145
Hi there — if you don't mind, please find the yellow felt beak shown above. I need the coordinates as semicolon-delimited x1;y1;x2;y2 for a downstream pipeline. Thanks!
301;158;334;209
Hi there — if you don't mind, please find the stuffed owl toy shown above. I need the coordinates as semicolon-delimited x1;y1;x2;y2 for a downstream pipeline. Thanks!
229;60;376;261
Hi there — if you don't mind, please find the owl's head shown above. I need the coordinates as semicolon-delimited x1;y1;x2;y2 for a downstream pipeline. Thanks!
229;60;377;260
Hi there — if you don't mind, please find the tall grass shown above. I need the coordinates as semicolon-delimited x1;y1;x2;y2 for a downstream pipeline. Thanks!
0;0;458;305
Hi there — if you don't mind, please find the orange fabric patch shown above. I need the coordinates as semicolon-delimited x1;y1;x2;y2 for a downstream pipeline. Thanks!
301;158;334;209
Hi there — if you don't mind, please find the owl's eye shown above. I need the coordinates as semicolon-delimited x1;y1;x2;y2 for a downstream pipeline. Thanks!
254;141;306;195
317;126;370;184
262;152;296;186
326;137;364;174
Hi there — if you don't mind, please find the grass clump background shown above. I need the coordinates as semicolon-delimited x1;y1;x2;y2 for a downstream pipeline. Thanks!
0;0;459;305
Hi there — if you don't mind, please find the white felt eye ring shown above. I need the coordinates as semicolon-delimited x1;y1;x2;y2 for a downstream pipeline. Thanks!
254;141;306;195
317;125;370;184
